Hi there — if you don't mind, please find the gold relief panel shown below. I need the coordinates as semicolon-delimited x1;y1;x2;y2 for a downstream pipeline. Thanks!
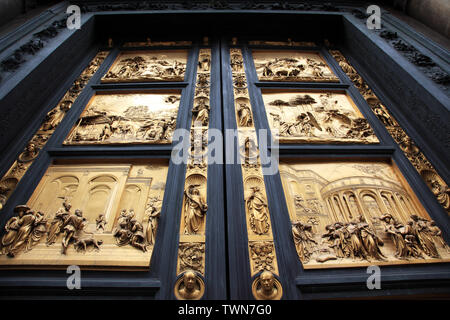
262;90;379;144
123;40;192;47
279;159;450;269
102;50;187;83
64;92;180;145
0;160;169;269
253;50;338;82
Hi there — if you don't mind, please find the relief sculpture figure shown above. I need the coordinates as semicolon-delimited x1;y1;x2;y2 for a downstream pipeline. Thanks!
246;187;270;235
46;199;71;245
184;184;208;234
237;103;252;127
292;221;317;263
1;206;47;257
145;198;161;245
192;98;210;126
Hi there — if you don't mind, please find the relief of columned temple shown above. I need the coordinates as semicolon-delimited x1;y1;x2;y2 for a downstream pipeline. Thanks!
280;160;450;269
263;91;379;144
102;51;187;83
0;161;169;269
64;92;180;145
253;51;339;82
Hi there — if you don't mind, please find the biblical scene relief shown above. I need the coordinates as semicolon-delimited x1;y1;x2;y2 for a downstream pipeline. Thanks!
280;160;450;269
102;50;187;82
0;161;169;269
253;50;338;82
263;91;379;144
64;92;180;145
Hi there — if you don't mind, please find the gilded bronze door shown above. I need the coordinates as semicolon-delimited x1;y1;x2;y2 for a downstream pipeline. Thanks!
0;37;449;300
221;38;450;300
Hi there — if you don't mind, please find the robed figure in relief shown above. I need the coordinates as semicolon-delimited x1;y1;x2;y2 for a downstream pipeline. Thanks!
246;187;270;235
184;184;208;234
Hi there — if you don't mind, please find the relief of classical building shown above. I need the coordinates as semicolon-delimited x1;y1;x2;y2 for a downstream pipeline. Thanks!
330;50;450;216
280;160;450;269
263;91;379;144
64;92;180;145
253;50;339;82
102;50;187;82
0;161;169;269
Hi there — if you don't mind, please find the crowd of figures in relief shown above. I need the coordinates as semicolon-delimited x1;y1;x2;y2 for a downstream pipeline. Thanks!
253;51;339;82
280;161;450;268
64;93;180;145
0;163;168;269
263;92;378;144
102;51;187;82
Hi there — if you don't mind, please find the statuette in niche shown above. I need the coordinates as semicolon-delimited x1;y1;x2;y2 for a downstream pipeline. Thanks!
174;270;205;300
237;103;252;127
183;184;208;235
192;97;210;126
246;186;270;235
198;52;211;72
41;100;72;131
18;142;39;162
252;271;282;300
240;137;259;167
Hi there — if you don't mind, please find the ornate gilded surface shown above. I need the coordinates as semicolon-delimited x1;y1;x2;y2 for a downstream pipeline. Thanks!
177;243;205;275
230;49;281;285
253;50;338;82
102;50;187;83
249;40;316;47
0;51;109;212
123;39;192;47
174;270;205;300
176;49;211;282
251;271;283;300
280;159;450;269
63;92;180;145
263;91;379;144
330;50;450;216
248;241;278;275
0;161;169;269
